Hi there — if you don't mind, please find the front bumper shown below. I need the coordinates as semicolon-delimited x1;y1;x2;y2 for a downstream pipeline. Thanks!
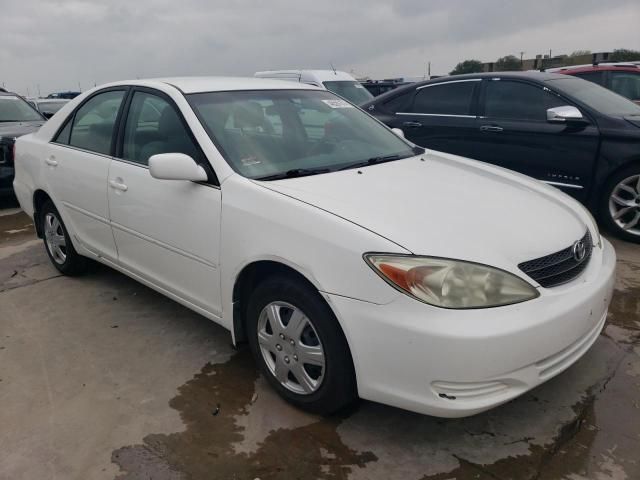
326;238;616;417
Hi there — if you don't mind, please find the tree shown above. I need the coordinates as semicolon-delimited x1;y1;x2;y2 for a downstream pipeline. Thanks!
569;50;591;57
609;49;640;62
450;59;484;75
495;55;521;71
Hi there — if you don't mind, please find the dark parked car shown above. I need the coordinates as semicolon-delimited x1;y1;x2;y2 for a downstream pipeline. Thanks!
549;63;640;105
362;71;640;243
46;91;81;100
0;92;45;196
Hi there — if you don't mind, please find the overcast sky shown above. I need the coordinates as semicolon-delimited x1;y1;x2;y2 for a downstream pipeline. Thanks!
1;0;638;96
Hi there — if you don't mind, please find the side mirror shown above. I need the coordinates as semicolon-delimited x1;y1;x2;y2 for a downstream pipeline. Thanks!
391;127;405;138
149;153;208;182
547;106;586;124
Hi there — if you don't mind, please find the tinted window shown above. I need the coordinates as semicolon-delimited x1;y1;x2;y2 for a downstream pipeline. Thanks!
188;90;415;179
384;90;415;112
122;91;201;165
484;80;565;121
66;90;125;154
412;81;476;115
610;72;640;102
548;77;640;116
572;71;605;86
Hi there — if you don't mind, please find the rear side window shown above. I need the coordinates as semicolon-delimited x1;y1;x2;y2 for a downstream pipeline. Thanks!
411;81;477;116
610;72;640;102
383;90;415;112
571;71;605;86
122;91;201;166
484;80;565;121
61;90;125;155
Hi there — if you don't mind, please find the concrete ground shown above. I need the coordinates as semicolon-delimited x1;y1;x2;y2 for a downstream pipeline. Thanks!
1;195;639;480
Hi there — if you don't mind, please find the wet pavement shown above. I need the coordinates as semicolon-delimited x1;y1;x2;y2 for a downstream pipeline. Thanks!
0;201;638;480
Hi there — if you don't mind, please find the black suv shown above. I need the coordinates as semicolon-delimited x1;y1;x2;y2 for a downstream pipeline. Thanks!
1;92;45;196
362;72;640;243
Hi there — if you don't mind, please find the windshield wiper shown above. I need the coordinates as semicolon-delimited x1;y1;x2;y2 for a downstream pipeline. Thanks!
338;154;406;171
255;167;331;181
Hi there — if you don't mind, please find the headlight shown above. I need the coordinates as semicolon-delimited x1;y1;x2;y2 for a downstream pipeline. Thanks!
364;254;539;309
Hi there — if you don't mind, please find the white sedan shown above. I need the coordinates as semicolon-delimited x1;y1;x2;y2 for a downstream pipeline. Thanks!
13;77;616;417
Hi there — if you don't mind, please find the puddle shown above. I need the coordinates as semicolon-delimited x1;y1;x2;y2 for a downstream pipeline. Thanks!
112;350;376;480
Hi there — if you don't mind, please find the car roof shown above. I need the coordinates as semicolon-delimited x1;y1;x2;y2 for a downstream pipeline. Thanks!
361;71;570;106
100;76;323;94
255;70;356;82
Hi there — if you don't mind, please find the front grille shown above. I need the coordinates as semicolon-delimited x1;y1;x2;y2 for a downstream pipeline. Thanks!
518;231;592;288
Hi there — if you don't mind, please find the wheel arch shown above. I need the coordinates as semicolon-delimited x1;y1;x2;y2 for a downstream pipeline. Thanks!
231;260;351;351
32;189;53;238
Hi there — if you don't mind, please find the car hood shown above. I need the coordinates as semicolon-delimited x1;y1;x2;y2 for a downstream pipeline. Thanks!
0;121;44;139
255;151;590;273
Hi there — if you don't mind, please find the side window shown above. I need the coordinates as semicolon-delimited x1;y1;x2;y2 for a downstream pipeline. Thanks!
383;90;415;112
484;80;565;121
68;90;125;155
122;91;201;166
610;72;640;102
572;71;605;86
412;81;477;116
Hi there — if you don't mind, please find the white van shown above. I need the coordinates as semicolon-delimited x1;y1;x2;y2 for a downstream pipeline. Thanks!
254;70;373;105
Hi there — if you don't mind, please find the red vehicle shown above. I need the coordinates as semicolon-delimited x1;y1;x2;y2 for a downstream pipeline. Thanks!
549;63;640;105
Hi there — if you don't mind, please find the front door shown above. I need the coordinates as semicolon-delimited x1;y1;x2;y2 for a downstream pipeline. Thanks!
472;78;600;201
107;89;222;316
46;89;127;261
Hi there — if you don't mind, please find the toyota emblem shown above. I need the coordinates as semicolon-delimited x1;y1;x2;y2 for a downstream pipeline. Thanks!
572;240;586;263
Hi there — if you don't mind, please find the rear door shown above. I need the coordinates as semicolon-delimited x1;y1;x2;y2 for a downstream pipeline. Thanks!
46;88;126;260
107;88;223;316
379;79;481;158
471;78;600;201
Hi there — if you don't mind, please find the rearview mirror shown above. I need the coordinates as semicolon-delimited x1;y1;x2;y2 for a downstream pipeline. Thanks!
547;106;586;124
391;127;405;138
149;153;208;182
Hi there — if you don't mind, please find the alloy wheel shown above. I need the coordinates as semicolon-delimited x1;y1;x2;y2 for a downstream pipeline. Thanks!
44;212;67;264
609;174;640;237
257;301;325;395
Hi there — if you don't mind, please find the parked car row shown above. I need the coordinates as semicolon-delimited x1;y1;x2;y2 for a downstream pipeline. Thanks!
13;76;616;417
362;71;640;243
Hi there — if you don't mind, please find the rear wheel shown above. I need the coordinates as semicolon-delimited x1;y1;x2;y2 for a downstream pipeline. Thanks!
41;200;88;275
246;275;357;414
600;166;640;244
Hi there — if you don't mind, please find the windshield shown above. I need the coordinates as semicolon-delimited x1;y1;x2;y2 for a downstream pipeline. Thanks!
37;101;67;115
188;89;415;179
0;95;44;122
322;81;373;105
547;77;640;117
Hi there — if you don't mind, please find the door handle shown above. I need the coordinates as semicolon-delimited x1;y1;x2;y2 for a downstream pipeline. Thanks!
45;156;58;167
480;125;504;133
109;180;128;192
402;121;423;128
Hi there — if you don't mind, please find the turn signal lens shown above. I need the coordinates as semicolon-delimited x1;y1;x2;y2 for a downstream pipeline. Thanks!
364;254;539;309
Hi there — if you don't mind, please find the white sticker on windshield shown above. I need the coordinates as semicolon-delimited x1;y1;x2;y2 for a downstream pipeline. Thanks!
322;99;353;109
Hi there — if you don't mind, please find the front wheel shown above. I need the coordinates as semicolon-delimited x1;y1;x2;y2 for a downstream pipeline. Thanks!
41;200;88;275
600;166;640;244
246;275;357;415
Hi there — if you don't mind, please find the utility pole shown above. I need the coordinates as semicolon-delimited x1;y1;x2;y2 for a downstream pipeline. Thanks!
520;51;525;69
428;61;431;79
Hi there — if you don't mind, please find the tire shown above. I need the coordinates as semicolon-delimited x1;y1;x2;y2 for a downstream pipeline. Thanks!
599;165;640;244
40;200;88;275
246;275;357;415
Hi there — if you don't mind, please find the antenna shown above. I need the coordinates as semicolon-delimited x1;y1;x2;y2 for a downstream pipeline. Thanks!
330;62;337;75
